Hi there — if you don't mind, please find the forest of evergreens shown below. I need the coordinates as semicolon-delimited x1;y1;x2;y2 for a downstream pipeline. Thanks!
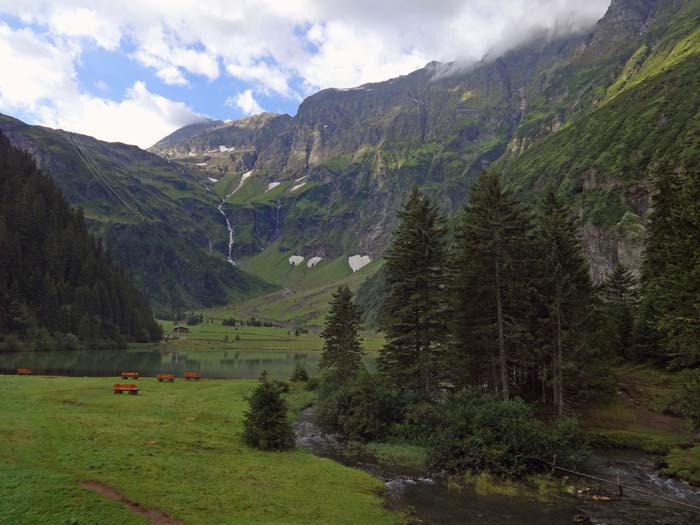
316;169;700;477
0;133;162;351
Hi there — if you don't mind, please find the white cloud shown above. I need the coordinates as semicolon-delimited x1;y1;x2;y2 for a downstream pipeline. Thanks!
49;7;121;50
0;21;77;111
0;21;203;148
0;1;611;94
225;61;296;99
226;89;263;116
43;81;206;148
155;65;188;86
0;1;612;143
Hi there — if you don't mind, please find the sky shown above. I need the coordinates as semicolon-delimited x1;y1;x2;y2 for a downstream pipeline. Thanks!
0;1;611;149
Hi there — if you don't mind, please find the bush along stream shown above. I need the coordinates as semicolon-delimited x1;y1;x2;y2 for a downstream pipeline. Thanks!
293;402;700;524
290;183;700;523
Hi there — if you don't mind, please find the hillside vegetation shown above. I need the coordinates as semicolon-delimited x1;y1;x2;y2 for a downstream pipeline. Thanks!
0;134;161;350
0;114;273;309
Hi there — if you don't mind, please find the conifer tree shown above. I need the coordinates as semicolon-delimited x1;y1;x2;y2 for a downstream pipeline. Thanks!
641;169;700;368
535;188;593;415
320;285;364;382
601;263;639;358
242;372;295;451
449;172;533;399
379;187;448;396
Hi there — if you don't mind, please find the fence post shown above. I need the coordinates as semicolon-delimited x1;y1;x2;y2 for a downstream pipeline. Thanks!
617;475;623;496
551;454;557;475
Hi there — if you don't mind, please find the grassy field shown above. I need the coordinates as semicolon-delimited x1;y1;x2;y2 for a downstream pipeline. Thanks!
0;376;400;524
157;319;385;353
230;242;383;328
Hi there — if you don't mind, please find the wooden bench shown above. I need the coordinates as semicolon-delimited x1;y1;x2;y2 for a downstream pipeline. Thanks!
120;371;139;380
157;373;175;382
16;368;32;375
113;384;139;395
184;371;201;381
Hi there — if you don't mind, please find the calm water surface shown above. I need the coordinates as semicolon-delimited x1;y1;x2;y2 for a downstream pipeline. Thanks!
0;348;329;379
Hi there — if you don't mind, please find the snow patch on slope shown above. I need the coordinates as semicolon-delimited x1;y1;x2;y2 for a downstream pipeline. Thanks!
291;182;306;192
218;145;235;152
267;181;281;192
289;255;304;266
348;255;371;272
307;257;322;268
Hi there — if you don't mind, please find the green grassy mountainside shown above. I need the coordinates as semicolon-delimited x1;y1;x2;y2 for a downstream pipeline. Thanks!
152;0;700;287
0;114;273;309
4;0;698;323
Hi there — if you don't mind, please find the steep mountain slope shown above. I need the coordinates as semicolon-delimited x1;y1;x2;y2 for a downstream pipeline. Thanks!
499;0;700;281
0;133;161;348
0;114;273;308
153;0;697;284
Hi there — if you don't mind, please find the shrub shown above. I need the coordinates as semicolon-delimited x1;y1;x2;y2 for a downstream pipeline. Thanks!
426;390;588;477
290;364;309;382
315;371;406;441
305;376;321;391
242;375;295;451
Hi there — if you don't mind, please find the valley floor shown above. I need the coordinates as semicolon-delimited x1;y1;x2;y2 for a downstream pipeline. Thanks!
0;376;399;524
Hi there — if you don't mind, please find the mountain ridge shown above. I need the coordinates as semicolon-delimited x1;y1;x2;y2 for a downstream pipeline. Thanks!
0;113;275;309
146;0;700;286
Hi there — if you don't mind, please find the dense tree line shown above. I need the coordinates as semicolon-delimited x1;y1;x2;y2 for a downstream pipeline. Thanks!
379;174;611;410
314;172;628;476
0;133;161;350
640;169;700;369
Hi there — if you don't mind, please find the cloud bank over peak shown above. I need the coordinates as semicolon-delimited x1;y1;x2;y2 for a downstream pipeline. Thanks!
0;0;611;147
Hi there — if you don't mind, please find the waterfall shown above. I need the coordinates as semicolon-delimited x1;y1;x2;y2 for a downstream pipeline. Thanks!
216;170;253;266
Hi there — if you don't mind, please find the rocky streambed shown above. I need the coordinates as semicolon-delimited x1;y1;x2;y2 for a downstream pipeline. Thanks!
294;407;700;524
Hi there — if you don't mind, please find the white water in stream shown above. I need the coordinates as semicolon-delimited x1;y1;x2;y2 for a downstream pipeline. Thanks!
216;171;252;265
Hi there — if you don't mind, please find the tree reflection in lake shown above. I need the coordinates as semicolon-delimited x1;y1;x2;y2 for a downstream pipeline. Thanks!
0;349;328;379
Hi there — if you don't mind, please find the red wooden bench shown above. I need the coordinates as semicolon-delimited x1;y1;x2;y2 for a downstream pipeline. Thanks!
184;371;201;381
16;368;32;375
120;371;139;380
113;384;139;395
157;373;175;382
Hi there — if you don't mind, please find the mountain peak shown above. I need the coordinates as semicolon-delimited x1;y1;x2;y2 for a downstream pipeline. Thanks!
593;0;658;42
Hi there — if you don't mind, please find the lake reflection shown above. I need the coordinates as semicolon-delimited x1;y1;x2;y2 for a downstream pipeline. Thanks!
0;349;331;379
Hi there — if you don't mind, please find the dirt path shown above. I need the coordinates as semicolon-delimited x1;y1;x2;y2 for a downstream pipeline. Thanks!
79;480;183;524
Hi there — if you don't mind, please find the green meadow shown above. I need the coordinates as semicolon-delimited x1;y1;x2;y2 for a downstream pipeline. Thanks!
157;319;385;352
0;375;400;524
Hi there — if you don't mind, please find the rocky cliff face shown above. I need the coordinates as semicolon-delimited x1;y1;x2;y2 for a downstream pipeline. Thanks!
154;0;700;281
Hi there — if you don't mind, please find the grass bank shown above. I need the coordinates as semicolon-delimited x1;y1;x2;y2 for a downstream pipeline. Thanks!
0;375;400;524
155;320;384;353
581;364;693;454
580;364;698;485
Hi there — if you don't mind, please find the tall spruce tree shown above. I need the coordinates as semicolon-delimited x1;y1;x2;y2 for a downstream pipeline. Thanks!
243;373;295;451
448;172;533;399
641;169;700;368
320;285;364;382
379;187;448;396
535;188;593;415
602;263;639;359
